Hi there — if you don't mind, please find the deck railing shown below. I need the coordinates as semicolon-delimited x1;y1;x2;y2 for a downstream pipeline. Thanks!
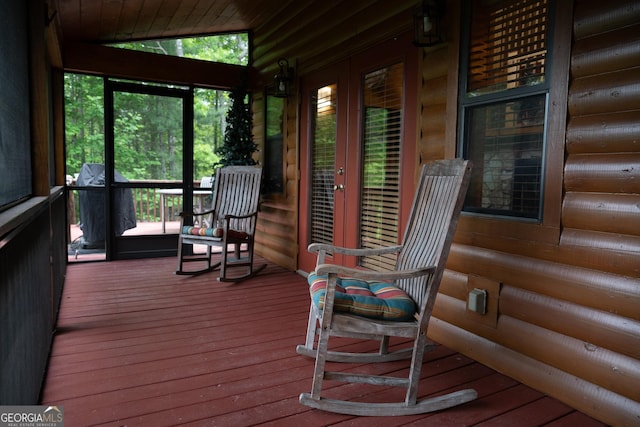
67;181;211;225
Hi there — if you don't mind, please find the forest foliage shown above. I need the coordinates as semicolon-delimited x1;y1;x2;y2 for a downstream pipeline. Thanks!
65;34;249;182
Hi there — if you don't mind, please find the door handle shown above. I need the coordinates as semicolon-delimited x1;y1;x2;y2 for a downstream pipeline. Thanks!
333;184;344;192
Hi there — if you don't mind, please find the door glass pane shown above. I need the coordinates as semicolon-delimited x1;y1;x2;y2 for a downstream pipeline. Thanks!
194;88;227;184
64;73;106;261
310;85;337;245
114;92;183;181
360;63;403;270
113;92;184;235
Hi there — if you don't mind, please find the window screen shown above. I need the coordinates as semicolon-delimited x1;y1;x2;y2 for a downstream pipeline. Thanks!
461;0;549;220
464;95;545;217
359;63;403;270
0;1;32;210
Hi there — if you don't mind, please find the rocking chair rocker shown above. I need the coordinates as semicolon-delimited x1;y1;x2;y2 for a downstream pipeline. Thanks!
297;159;476;416
176;166;265;281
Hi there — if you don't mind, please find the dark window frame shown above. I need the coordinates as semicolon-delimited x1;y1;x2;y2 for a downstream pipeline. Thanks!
263;94;285;195
458;0;556;222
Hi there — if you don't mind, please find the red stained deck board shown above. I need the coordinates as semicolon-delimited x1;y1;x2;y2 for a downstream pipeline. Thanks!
474;396;575;427
41;257;607;426
544;411;612;427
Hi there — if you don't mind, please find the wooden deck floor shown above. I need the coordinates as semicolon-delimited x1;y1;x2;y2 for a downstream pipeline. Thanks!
41;257;606;426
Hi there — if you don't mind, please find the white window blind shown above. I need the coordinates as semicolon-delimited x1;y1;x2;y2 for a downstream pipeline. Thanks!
310;85;337;245
468;0;547;96
359;63;403;271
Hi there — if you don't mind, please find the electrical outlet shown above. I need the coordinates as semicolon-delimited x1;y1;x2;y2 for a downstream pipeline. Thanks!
468;288;487;314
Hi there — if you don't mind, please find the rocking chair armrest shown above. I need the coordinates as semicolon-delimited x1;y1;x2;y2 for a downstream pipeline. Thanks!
178;207;216;218
308;243;403;257
223;211;258;220
315;263;436;282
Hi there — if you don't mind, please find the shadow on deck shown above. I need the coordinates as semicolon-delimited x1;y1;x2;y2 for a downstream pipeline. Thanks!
41;256;605;426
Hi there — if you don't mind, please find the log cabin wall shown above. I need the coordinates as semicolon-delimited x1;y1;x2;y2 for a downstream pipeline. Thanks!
250;0;417;271
428;1;640;425
564;0;640;252
251;0;639;425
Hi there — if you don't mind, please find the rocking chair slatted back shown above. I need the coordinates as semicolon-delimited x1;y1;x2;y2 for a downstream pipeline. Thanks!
396;159;472;316
211;167;262;234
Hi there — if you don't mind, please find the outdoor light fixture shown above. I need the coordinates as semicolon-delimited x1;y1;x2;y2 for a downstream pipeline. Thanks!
272;58;293;98
413;0;443;47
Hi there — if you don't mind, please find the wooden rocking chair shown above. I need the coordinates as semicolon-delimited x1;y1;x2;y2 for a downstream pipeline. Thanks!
297;159;476;416
176;166;265;281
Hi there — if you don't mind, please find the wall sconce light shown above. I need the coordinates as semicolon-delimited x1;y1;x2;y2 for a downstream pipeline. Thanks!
272;58;294;98
413;0;443;47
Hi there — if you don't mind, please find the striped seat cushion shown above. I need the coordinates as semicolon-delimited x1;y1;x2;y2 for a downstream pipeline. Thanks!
308;272;416;321
181;226;249;240
182;226;222;237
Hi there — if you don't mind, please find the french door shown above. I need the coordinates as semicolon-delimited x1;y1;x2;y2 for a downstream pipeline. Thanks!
298;34;419;273
299;65;349;270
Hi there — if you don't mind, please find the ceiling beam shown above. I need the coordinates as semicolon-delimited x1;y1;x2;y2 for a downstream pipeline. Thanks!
63;42;259;90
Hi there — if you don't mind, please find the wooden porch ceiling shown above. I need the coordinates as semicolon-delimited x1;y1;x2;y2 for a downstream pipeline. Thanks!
40;256;606;426
52;0;308;43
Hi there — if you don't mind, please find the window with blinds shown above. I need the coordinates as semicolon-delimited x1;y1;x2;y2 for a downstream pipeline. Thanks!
460;0;550;220
310;84;337;245
359;63;403;270
467;0;547;96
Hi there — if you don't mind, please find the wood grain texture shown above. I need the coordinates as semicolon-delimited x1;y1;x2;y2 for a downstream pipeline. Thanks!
428;317;639;427
40;257;604;426
434;294;640;404
566;111;640;154
448;243;640;321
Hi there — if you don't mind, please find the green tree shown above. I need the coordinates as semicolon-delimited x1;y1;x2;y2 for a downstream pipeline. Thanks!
215;74;256;167
112;33;248;65
65;34;246;180
64;73;105;176
194;88;226;179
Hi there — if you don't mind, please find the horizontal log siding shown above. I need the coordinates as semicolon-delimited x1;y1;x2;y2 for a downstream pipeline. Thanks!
563;0;640;250
438;1;640;425
564;153;640;194
566;112;640;154
255;202;298;270
253;0;415;75
434;294;640;404
446;244;639;323
559;7;640;419
570;25;640;79
438;269;640;360
419;45;450;164
563;193;640;235
251;89;298;270
428;317;640;427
